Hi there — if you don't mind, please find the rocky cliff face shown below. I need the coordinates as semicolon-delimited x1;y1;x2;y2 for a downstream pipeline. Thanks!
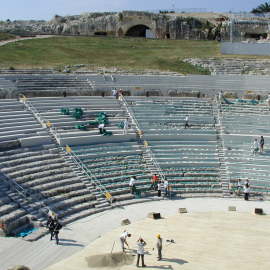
0;11;252;41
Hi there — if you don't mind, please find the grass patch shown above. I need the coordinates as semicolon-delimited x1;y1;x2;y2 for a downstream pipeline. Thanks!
0;36;221;73
0;32;16;41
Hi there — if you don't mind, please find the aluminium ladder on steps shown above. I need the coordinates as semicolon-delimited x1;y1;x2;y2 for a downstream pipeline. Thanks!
64;145;112;205
213;95;231;197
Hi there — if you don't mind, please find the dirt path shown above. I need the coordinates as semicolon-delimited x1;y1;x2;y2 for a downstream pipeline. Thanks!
0;35;53;47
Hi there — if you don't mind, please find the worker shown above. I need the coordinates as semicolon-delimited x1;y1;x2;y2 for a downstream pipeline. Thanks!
120;230;131;252
123;118;129;135
184;115;189;129
98;123;105;134
251;138;259;155
156;234;163;261
112;89;117;98
243;183;250;201
136;237;147;267
157;182;162;197
163;179;169;197
47;216;55;241
53;221;62;245
129;176;136;194
150;174;159;190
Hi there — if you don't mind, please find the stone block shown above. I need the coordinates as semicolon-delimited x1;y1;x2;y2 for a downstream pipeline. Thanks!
254;208;263;215
147;212;161;219
121;219;131;226
19;136;51;147
179;208;188;214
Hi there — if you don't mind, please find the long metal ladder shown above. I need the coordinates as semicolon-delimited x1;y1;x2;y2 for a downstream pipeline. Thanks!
64;145;112;205
19;95;60;144
213;95;231;197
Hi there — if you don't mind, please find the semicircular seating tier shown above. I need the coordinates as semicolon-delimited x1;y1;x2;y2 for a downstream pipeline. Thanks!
125;96;223;197
27;96;136;145
220;100;270;195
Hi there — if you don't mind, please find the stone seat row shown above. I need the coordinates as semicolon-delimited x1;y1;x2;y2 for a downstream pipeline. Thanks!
172;187;222;193
79;153;143;162
48;193;96;213
171;182;221;189
0;100;49;143
97;172;149;183
17;82;89;87
90;164;145;174
0;200;19;216
152;150;218;156
1;158;65;175
134;110;213;117
0;146;58;161
80;158;144;168
73;145;141;154
0;144;107;235
1;152;63;168
35;105;121;113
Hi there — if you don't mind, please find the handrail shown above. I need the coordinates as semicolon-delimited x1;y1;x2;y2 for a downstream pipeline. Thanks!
213;95;231;188
64;145;113;204
120;95;166;182
120;95;142;134
1;171;47;214
144;146;166;181
19;94;46;127
19;94;60;143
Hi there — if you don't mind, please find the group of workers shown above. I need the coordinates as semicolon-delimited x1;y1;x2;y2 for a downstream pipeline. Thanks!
120;230;163;267
112;88;123;100
46;213;62;245
129;174;171;197
229;179;251;201
251;136;264;155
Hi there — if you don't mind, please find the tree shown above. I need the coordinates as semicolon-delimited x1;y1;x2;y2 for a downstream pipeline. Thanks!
251;2;270;13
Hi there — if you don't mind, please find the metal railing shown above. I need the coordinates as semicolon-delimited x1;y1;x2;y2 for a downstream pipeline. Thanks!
120;95;142;134
1;171;48;217
64;145;113;204
144;144;166;182
19;94;46;127
213;94;231;192
19;94;60;143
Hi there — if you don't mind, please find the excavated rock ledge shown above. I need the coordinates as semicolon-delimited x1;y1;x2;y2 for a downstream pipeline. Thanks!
184;58;270;75
0;11;228;40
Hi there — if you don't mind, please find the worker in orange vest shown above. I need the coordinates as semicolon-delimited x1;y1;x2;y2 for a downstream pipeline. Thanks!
150;174;159;190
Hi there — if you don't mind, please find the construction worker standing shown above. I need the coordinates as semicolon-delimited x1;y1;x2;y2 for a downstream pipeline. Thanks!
150;174;159;190
54;221;62;245
156;234;163;261
47;216;55;241
136;237;147;267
